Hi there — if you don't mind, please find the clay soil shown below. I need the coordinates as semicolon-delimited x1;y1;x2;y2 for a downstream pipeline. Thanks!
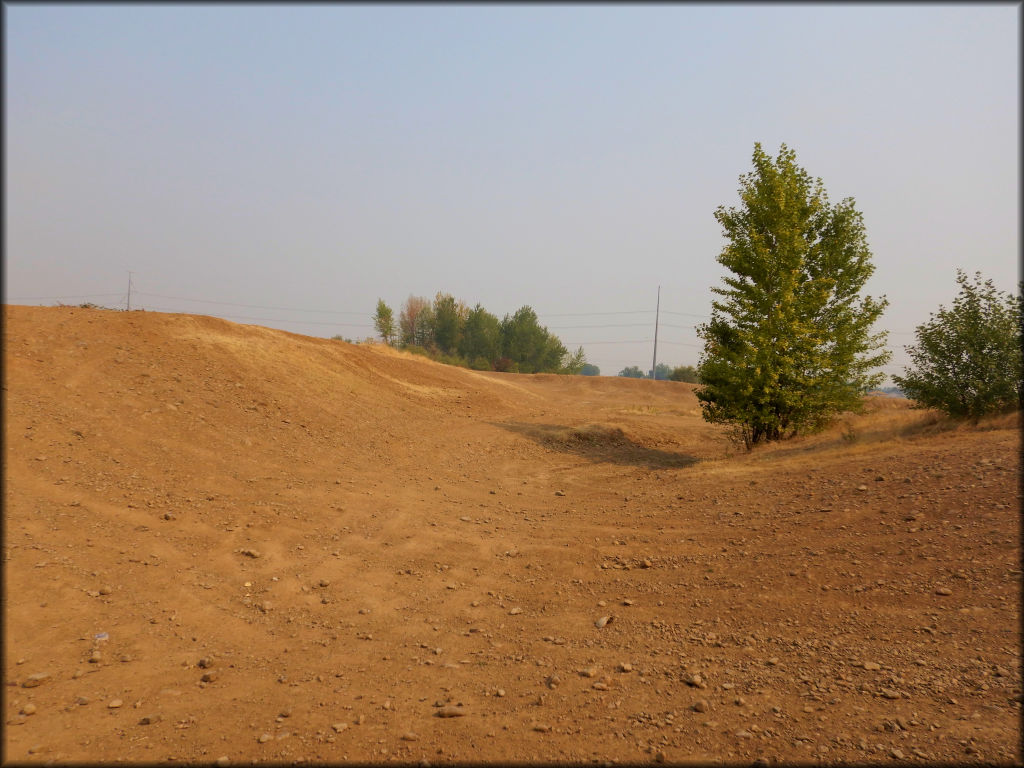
3;305;1021;765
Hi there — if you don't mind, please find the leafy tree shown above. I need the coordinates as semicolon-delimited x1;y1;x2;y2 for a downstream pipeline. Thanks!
432;292;463;355
459;304;502;363
580;363;601;376
398;295;430;347
619;365;645;378
500;306;566;373
670;364;699;383
893;270;1023;421
562;346;587;375
373;299;396;345
651;362;673;380
696;143;890;448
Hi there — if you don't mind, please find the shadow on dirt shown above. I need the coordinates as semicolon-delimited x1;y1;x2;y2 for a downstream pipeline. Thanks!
495;421;700;469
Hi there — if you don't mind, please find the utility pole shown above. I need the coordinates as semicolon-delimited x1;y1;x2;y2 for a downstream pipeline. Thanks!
127;271;133;311
651;285;660;380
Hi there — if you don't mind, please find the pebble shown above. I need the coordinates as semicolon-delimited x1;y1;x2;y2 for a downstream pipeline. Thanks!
881;688;901;699
138;714;161;725
555;491;566;496
864;661;881;671
593;682;609;691
509;607;523;615
216;757;230;767
108;699;123;708
22;673;50;688
890;748;905;759
935;587;953;596
595;616;611;628
735;729;754;738
99;586;113;595
21;703;37;715
546;675;561;689
580;667;598;678
201;672;219;683
89;651;102;663
692;699;709;713
533;723;552;732
240;549;261;559
496;689;506;698
436;706;467;718
331;723;348;733
684;673;703;687
258;733;272;743
401;732;419;741
198;657;214;669
618;663;633;673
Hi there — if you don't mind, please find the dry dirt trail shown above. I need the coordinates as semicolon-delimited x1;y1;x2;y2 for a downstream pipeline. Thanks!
4;305;1020;765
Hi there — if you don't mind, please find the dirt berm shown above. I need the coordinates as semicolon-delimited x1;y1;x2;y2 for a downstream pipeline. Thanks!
4;305;1020;763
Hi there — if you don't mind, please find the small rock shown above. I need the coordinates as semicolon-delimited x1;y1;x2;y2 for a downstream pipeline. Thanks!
496;689;506;698
240;549;261;559
856;485;868;492
331;723;348;733
138;714;162;725
108;699;123;708
554;491;566;497
509;607;522;615
935;587;953;596
546;675;560;689
533;723;552;732
216;757;230;767
618;662;633;673
21;703;37;715
684;673;703;687
201;671;219;683
692;699;709;713
641;559;652;568
863;661;881;671
595;616;611;628
258;733;272;743
21;673;50;688
198;657;214;669
580;667;598;678
890;748;905;759
401;732;419;741
436;705;467;718
593;682;609;691
880;688;901;699
99;585;113;595
89;651;102;664
735;729;754;738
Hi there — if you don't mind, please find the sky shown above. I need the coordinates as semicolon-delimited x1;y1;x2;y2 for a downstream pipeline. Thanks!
5;3;1020;381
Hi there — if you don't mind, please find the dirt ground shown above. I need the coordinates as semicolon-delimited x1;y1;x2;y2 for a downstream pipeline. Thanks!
4;304;1021;765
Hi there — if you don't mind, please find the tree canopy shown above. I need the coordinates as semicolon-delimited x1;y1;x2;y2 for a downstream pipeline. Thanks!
696;143;890;448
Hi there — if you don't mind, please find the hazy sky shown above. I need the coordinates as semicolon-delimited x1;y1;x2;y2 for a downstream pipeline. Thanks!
5;4;1019;380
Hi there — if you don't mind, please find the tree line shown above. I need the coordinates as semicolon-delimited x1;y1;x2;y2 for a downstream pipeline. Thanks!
618;363;699;382
370;294;586;374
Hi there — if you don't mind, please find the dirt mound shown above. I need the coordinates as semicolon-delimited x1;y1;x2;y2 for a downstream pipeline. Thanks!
4;305;1020;764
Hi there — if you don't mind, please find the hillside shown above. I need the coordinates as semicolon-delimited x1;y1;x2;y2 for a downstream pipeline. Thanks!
4;305;1020;764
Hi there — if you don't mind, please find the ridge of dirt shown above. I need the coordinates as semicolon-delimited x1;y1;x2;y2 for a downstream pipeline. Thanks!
4;305;1021;764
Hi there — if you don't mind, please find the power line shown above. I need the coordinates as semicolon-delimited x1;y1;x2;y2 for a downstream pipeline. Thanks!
134;291;369;316
6;293;125;301
136;304;373;328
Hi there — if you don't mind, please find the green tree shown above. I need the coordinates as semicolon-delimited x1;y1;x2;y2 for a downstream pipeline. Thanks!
696;143;890;448
459;303;502;364
619;365;645;378
651;362;673;380
432;292;464;355
580;363;601;376
670;364;699;383
500;306;566;373
373;299;396;345
562;346;587;375
893;271;1023;421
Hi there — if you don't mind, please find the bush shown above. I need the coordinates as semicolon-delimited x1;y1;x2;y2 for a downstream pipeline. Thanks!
893;270;1022;421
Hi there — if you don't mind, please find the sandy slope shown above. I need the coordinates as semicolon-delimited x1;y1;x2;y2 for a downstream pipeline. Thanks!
3;305;1020;764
